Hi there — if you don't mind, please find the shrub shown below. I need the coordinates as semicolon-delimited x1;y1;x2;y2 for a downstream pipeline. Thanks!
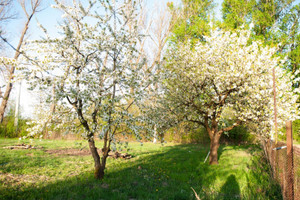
221;125;256;144
0;109;31;138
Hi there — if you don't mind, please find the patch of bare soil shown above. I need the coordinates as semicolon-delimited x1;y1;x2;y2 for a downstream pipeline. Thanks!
46;148;133;159
46;148;91;156
3;143;44;150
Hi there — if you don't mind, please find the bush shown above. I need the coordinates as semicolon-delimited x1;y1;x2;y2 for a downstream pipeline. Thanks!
221;125;256;144
0;109;31;138
163;122;255;144
163;122;210;144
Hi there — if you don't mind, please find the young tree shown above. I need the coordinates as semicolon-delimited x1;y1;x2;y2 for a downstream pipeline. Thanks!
23;0;153;180
161;29;298;164
138;2;176;143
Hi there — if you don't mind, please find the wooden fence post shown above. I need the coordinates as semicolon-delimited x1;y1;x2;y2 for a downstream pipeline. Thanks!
286;121;294;200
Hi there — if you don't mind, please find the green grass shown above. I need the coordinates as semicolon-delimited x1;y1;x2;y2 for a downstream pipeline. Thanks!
0;138;282;200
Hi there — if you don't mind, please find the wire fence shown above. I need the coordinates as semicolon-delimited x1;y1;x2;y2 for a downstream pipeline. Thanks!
263;138;299;200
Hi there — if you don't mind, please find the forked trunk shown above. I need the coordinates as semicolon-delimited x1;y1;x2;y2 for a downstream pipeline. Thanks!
209;134;221;165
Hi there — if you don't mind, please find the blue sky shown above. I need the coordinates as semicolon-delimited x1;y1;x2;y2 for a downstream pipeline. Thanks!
5;0;223;49
6;0;181;47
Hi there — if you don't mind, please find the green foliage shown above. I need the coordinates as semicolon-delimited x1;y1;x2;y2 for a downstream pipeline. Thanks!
244;150;282;199
278;3;300;90
168;0;215;44
0;139;282;200
222;125;256;144
0;109;30;138
222;0;256;29
163;122;255;144
278;119;300;143
164;123;210;144
292;119;300;142
221;0;300;87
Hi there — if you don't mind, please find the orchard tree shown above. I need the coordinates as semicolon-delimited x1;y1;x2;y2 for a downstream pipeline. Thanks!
161;29;298;164
23;0;153;180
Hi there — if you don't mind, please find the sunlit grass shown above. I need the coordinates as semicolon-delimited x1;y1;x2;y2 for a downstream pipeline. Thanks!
0;138;281;200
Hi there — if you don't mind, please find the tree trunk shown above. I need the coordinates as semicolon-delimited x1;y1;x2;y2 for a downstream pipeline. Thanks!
0;74;14;123
95;164;105;180
88;138;105;180
209;133;221;165
14;81;21;131
153;125;157;143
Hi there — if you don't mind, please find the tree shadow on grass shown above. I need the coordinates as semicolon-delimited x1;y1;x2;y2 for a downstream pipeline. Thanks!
0;144;282;200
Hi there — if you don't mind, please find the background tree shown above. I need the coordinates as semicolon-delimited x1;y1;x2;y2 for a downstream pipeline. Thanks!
252;0;293;43
147;0;216;143
0;0;15;49
221;0;256;29
168;0;215;44
137;2;177;143
160;29;298;164
222;0;299;75
277;4;300;80
0;0;43;123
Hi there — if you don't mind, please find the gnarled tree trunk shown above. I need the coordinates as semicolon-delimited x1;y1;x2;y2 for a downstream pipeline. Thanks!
88;137;110;180
88;138;107;180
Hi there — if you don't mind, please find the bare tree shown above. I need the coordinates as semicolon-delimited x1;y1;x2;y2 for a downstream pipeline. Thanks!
0;0;15;29
0;0;15;50
138;2;178;143
0;0;43;123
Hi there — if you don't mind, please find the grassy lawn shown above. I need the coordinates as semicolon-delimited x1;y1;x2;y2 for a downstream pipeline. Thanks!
0;139;281;200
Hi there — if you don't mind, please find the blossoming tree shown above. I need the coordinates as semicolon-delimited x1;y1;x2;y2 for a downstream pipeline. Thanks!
22;0;154;180
161;29;298;164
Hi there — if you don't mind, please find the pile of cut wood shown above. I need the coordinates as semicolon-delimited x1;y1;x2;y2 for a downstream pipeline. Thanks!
109;151;132;159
